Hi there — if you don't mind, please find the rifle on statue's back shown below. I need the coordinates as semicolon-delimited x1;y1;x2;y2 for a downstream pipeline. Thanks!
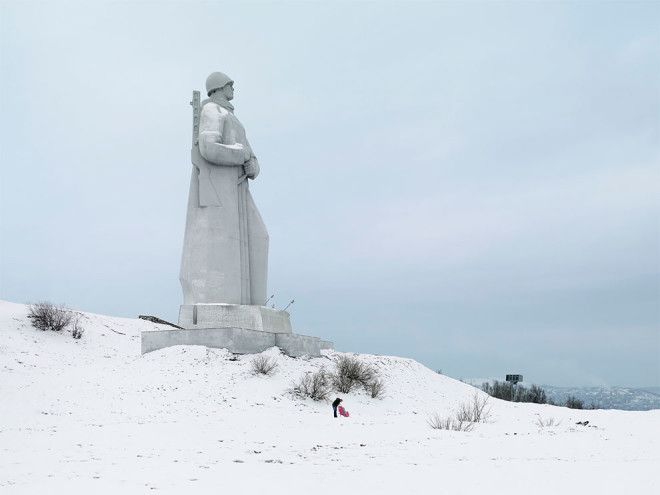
190;90;222;206
190;90;200;146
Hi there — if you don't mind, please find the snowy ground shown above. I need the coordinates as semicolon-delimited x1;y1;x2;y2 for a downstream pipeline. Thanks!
1;300;658;494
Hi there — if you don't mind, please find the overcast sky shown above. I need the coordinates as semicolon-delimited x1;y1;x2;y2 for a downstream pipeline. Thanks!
1;1;658;387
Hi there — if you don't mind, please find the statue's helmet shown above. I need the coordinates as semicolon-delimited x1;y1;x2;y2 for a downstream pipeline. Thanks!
206;72;234;96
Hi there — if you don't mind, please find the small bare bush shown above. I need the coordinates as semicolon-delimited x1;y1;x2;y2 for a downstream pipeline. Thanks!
251;355;278;376
368;378;385;398
71;316;84;340
427;413;475;432
27;302;73;332
535;416;561;428
332;355;376;393
292;368;331;401
456;393;491;423
428;393;490;432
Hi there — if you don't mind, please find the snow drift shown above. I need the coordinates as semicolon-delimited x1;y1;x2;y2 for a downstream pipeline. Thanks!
1;300;658;494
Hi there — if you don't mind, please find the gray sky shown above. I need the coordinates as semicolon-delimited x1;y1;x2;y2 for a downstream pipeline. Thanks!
1;1;658;387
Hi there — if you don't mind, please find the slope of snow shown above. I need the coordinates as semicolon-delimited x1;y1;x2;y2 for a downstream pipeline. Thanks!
1;300;658;494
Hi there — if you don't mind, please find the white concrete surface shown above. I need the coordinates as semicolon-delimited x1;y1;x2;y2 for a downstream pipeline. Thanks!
141;327;330;357
178;303;292;334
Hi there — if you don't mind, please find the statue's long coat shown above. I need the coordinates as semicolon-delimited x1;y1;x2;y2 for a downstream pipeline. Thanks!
179;99;268;306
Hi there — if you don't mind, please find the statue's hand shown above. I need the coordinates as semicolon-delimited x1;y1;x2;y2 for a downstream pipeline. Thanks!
242;147;252;162
244;158;260;179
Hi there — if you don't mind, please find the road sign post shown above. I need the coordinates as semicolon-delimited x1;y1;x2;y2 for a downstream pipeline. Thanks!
506;374;523;401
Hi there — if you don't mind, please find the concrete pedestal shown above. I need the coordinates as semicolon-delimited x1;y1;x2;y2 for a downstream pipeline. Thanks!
178;304;292;334
140;303;333;357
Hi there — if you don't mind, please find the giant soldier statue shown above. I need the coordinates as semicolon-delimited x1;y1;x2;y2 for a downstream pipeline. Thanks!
180;72;268;307
142;71;333;355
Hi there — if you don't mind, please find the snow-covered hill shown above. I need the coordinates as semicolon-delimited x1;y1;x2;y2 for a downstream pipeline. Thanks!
1;300;658;494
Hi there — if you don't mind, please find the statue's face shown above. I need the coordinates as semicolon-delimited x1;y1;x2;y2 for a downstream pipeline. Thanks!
221;83;234;101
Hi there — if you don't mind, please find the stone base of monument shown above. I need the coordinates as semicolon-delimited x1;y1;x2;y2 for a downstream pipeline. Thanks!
140;304;333;357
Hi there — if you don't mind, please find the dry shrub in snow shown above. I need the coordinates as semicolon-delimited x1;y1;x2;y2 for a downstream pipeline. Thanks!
427;413;475;432
332;355;377;393
535;416;561;428
70;315;84;340
455;393;491;423
27;302;73;332
292;368;331;401
428;393;491;432
331;355;386;398
251;355;278;376
368;378;385;399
